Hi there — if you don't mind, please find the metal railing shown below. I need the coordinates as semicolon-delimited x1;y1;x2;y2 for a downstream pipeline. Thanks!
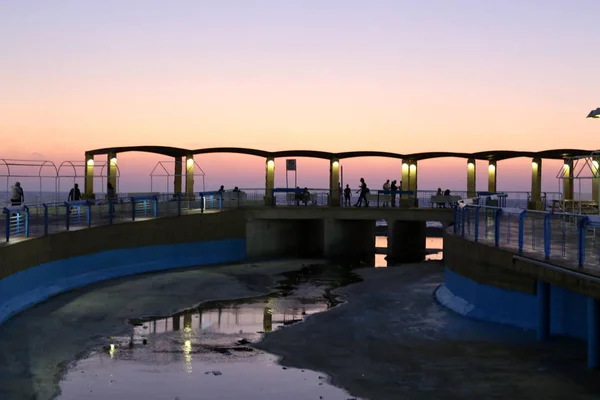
0;189;264;243
452;205;599;268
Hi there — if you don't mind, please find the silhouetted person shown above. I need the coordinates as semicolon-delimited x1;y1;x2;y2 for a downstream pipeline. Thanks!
355;178;369;207
10;182;24;206
106;182;116;198
218;185;225;194
233;186;240;192
68;183;82;201
302;187;310;206
106;182;116;215
390;180;398;207
343;184;351;206
295;186;302;206
444;189;451;196
382;179;390;207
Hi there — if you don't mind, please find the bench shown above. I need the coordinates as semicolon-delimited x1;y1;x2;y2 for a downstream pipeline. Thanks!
430;195;462;207
285;192;320;205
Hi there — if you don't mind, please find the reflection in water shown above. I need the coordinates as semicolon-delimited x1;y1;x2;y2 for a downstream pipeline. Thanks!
374;236;443;267
59;269;364;400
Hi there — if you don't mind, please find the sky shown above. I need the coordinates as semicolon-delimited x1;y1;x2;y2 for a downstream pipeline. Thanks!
1;0;599;195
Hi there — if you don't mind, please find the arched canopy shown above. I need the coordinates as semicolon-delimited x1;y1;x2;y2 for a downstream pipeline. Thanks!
86;146;599;162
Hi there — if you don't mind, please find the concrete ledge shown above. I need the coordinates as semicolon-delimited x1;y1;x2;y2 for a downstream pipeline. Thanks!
0;239;246;325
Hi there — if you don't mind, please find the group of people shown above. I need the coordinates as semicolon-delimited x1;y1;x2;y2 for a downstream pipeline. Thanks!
342;178;404;207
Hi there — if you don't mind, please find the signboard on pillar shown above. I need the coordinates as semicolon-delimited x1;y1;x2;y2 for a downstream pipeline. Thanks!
286;159;297;188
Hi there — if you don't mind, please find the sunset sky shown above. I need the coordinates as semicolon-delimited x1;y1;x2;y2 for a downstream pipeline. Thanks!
1;0;599;194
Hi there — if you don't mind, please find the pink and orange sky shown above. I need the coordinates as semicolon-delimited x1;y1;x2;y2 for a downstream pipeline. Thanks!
1;0;599;194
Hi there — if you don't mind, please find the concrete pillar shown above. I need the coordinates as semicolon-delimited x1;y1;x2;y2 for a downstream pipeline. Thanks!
329;158;340;207
185;154;194;196
387;220;426;264
174;156;182;194
265;157;275;206
467;158;476;198
563;158;574;201
593;157;600;205
401;161;409;199
172;315;181;331
536;280;550;341
408;160;418;192
107;152;117;193
488;160;497;193
84;153;94;198
588;296;599;369
528;157;542;210
323;219;375;261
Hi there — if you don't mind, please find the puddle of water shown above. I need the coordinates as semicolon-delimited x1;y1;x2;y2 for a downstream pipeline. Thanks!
58;265;365;400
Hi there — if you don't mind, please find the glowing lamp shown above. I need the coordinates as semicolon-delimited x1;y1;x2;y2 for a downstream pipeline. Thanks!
86;159;94;166
267;159;274;167
110;157;117;164
488;164;495;171
186;158;194;167
332;160;339;167
593;160;599;169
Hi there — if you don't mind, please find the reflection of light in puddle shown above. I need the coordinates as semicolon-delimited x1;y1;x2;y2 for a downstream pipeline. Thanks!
58;294;362;400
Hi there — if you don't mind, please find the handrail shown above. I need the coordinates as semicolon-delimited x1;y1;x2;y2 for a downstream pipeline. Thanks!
454;204;593;269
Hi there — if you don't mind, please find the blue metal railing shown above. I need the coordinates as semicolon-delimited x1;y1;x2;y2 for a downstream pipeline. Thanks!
131;196;158;221
65;200;92;230
453;205;596;268
2;205;30;242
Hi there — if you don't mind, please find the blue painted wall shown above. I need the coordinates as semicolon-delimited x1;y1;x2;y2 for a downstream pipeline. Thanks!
441;267;588;340
0;239;246;325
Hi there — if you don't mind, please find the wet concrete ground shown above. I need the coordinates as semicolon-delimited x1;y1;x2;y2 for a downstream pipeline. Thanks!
1;259;599;399
0;260;325;400
58;274;362;399
256;263;600;400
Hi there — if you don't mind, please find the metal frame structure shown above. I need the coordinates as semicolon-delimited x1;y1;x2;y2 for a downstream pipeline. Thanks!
0;159;58;204
149;160;205;193
556;151;600;214
58;160;119;198
98;162;121;194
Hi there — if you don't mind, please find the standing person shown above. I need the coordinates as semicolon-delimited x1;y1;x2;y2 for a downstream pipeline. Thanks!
343;184;351;206
355;178;369;207
106;182;116;216
10;182;24;206
390;180;398;207
382;179;390;207
68;183;82;201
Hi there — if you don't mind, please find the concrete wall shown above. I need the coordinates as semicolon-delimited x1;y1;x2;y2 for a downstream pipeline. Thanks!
246;219;324;259
0;211;248;325
323;219;375;259
438;268;588;340
441;233;591;340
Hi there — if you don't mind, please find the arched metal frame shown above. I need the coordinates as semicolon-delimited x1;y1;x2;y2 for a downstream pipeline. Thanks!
0;159;58;204
149;160;206;193
99;162;121;194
